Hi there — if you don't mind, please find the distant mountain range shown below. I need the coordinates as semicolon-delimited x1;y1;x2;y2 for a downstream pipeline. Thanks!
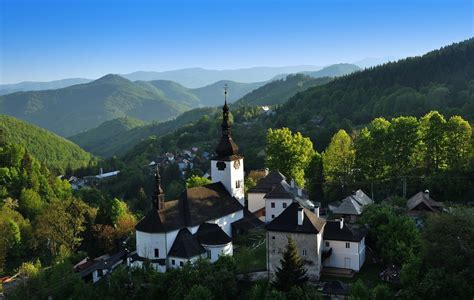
0;63;366;94
121;66;323;88
0;78;92;95
0;62;361;137
0;74;266;137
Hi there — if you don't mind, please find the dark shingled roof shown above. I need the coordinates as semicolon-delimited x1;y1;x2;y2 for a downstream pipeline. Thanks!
248;171;286;193
196;223;232;245
135;200;184;233
168;228;205;258
323;221;366;242
182;182;243;227
266;202;325;234
407;191;444;212
232;209;265;232
136;182;243;233
264;184;293;199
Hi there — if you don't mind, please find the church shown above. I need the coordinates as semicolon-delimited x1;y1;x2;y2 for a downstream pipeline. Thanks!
129;93;247;272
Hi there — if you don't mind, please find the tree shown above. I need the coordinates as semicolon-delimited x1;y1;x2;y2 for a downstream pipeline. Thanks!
445;116;472;170
322;129;355;187
386;116;421;176
274;237;308;292
350;279;371;300
420;111;448;172
360;204;420;265
186;175;212;188
184;284;214;300
305;152;323;201
34;198;93;258
18;188;43;219
266;127;315;187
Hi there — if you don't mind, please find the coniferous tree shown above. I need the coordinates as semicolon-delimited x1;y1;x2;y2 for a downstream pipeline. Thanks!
274;237;308;292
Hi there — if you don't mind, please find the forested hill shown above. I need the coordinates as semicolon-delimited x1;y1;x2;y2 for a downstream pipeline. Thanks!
236;74;332;106
274;38;474;148
0;115;94;171
69;107;219;157
0;74;264;137
0;74;188;137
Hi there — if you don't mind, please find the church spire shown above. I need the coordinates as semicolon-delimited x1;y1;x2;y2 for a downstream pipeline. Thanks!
215;85;239;159
153;165;165;210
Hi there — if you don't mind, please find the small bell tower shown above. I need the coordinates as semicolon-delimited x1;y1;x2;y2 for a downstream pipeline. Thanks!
153;165;165;210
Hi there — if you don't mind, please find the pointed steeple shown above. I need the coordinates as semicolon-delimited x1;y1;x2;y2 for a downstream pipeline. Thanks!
153;165;165;210
215;85;239;159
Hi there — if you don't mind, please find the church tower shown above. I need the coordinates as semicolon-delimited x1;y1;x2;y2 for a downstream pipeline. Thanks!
211;86;245;206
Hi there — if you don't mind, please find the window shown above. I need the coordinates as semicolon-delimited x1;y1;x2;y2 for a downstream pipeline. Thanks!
236;180;241;188
282;203;287;208
207;249;212;259
271;202;275;208
272;236;275;240
171;259;175;265
346;242;350;249
154;248;159;257
302;249;307;256
271;214;275;219
180;261;184;267
325;242;330;247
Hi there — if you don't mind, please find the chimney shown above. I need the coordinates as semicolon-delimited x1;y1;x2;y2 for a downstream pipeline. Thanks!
100;167;103;175
339;218;344;229
310;206;319;217
291;179;295;189
297;207;304;226
314;206;320;218
297;188;302;197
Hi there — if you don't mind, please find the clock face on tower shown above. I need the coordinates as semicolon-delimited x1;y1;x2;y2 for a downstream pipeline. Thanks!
233;160;240;169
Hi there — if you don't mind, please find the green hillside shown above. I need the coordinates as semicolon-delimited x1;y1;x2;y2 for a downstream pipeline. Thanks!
236;74;332;105
302;63;361;77
70;107;219;157
0;115;94;171
190;80;265;107
118;38;474;169
276;38;474;148
0;74;189;137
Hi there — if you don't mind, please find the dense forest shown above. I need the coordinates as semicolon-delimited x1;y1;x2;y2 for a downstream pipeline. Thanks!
0;115;94;171
275;38;474;149
0;141;136;277
70;107;220;157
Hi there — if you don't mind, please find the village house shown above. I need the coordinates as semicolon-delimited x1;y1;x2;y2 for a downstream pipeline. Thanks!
406;190;444;216
328;190;373;223
266;202;367;281
130;96;254;272
248;170;317;222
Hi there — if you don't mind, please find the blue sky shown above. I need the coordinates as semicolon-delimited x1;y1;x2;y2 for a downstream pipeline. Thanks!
0;0;472;84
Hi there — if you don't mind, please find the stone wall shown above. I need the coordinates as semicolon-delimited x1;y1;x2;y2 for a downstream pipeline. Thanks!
267;231;322;281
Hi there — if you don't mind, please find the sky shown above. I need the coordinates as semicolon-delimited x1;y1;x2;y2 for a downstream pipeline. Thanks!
0;0;473;84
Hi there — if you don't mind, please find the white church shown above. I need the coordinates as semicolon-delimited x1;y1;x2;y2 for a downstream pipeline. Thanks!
130;94;250;271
